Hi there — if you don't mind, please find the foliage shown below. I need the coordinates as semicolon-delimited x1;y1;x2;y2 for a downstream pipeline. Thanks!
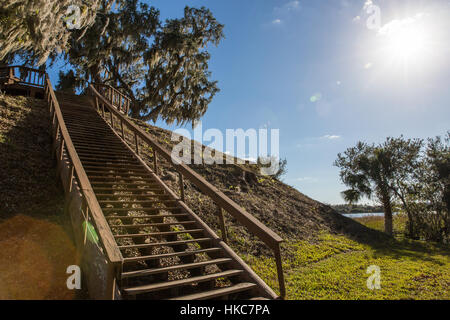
63;1;224;125
257;156;288;180
335;134;449;243
334;138;422;235
0;0;115;65
55;70;78;94
406;133;450;242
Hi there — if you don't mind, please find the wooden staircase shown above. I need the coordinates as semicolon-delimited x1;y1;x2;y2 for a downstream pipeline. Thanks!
0;64;285;300
56;92;276;300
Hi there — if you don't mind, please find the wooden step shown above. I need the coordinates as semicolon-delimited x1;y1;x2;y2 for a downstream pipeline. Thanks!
90;177;156;182
122;258;232;279
82;162;142;168
84;168;150;175
99;200;176;205
80;159;140;165
78;154;135;161
104;207;180;214
75;148;133;156
74;145;132;154
109;221;197;229
118;238;212;250
95;194;171;200
123;270;244;295
123;247;221;263
114;229;204;239
92;182;161;187
169;282;257;300
93;187;163;192
105;213;189;220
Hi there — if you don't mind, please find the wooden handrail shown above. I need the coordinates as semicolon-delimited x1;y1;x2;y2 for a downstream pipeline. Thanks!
92;83;131;115
0;65;46;88
89;84;286;298
45;77;123;266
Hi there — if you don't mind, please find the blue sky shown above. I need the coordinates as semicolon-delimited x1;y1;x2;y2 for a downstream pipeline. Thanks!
47;0;450;204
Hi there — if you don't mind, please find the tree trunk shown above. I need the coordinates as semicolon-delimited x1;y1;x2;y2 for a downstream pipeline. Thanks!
89;64;102;84
382;194;393;236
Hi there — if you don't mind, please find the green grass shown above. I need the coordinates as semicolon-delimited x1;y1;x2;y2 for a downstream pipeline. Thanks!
242;217;450;300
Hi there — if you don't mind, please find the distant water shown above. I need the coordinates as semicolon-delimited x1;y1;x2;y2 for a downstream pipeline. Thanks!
342;212;385;218
342;212;399;218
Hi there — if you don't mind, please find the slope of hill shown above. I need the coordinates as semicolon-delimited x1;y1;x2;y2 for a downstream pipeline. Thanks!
0;94;83;299
127;119;387;249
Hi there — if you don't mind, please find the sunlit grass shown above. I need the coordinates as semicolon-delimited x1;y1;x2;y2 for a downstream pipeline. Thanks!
241;219;450;300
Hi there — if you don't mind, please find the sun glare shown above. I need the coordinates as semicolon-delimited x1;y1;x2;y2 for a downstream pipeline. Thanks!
375;14;435;69
384;23;426;61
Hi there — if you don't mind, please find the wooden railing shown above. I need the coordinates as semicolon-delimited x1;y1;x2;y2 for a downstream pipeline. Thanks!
0;65;46;88
89;84;286;299
92;83;131;115
44;77;123;286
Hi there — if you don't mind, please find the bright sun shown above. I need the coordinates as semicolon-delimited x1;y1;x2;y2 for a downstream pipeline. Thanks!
376;14;433;68
385;24;426;61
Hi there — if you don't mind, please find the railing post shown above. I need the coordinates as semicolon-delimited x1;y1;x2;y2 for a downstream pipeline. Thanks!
273;244;286;299
120;120;125;139
178;172;185;202
216;205;228;243
68;164;74;193
110;111;114;128
95;96;100;111
134;133;139;155
153;150;158;175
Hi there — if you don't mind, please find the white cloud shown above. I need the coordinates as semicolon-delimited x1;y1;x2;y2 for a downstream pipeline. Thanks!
272;19;282;25
272;1;301;25
275;0;301;13
352;15;361;23
364;62;373;69
321;135;341;140
377;13;425;37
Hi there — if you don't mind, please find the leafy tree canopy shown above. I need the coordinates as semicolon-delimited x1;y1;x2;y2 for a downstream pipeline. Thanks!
334;136;423;235
0;0;116;65
60;0;225;125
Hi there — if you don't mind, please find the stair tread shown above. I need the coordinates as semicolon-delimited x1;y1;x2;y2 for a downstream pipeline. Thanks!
169;282;257;300
123;247;221;263
122;258;233;279
123;270;244;295
110;221;197;228
103;207;177;212
115;229;204;238
105;214;188;220
118;238;211;250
